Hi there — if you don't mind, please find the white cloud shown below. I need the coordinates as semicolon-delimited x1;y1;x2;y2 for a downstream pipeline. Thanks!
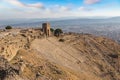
59;6;70;11
3;0;44;9
27;3;44;8
52;5;71;12
0;0;120;19
5;0;25;7
78;6;92;11
84;0;100;4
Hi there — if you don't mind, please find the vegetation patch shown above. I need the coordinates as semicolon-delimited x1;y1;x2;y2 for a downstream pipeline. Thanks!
108;54;118;58
59;39;65;42
50;28;54;33
54;28;63;37
5;26;12;29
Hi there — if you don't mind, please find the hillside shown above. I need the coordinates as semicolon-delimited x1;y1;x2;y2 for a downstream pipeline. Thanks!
0;29;120;80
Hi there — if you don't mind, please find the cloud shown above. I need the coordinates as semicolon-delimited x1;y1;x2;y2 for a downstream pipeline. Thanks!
1;0;119;19
78;6;92;11
3;0;44;9
59;6;70;11
84;0;101;4
52;5;71;12
27;3;44;8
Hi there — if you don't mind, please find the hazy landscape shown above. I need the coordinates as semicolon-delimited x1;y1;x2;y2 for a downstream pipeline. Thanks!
1;17;120;42
0;0;120;80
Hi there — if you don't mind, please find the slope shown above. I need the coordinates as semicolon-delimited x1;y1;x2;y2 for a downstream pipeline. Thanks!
31;33;120;80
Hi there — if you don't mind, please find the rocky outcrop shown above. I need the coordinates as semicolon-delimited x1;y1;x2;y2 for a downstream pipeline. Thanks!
0;56;23;80
0;28;43;61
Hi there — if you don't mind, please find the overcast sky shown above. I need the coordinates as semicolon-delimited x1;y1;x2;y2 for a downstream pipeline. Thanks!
0;0;120;20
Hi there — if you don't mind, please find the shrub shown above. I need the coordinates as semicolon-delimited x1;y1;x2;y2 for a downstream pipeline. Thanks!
54;28;63;37
50;28;54;32
5;26;12;29
108;54;118;58
59;39;65;42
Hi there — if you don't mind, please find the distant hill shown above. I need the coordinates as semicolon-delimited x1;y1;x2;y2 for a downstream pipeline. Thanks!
1;17;120;42
1;16;120;26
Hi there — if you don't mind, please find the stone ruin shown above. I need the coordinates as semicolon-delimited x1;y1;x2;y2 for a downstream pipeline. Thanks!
0;23;52;61
42;23;51;36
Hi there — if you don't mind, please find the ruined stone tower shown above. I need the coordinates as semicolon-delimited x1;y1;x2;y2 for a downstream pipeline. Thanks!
42;23;51;36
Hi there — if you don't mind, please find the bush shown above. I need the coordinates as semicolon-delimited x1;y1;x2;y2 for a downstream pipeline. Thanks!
5;26;12;29
50;28;54;32
108;54;118;58
59;39;65;42
54;28;63;37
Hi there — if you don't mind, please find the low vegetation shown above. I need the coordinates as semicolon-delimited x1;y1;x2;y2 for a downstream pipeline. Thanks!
50;28;54;32
54;28;63;37
108;54;118;58
5;26;12;29
59;39;65;42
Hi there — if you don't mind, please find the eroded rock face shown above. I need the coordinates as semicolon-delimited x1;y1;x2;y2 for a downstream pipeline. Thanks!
0;28;43;61
0;56;9;80
0;56;21;80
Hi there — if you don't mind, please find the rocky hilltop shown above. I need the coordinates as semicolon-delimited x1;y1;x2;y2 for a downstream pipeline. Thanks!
0;28;120;80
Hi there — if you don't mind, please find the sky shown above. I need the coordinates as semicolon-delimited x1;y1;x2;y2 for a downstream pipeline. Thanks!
0;0;120;20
